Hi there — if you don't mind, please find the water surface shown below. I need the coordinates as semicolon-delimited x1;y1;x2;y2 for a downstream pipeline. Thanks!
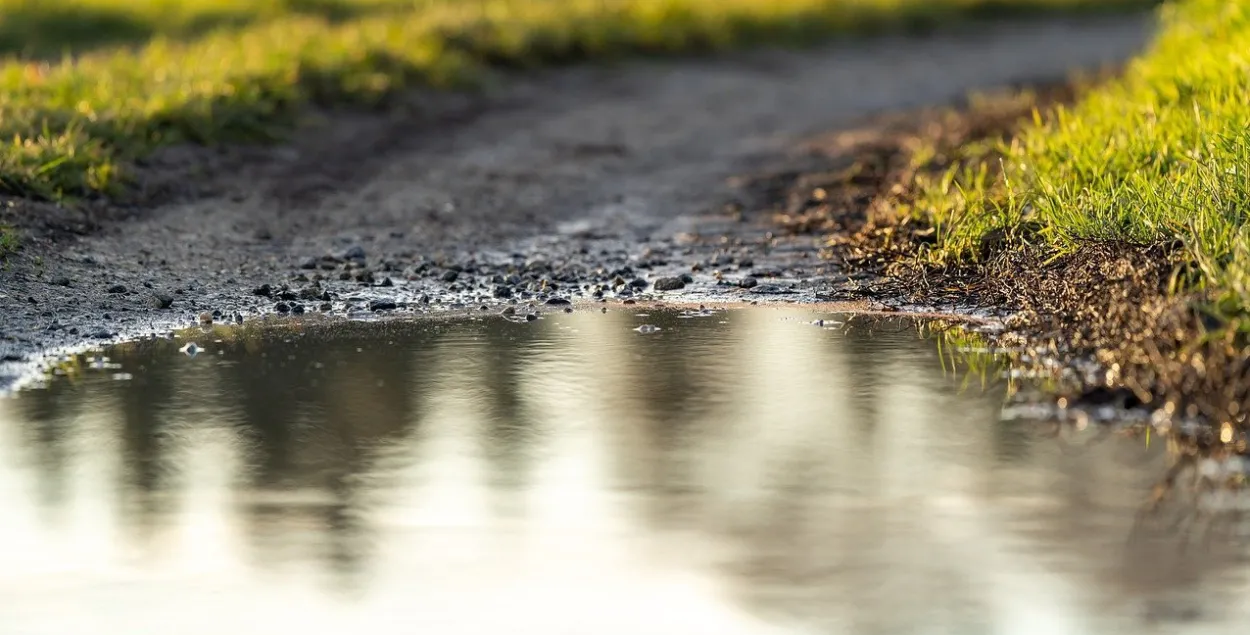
0;308;1243;634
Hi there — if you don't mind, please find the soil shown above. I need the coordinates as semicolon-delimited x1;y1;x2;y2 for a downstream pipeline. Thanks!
0;15;1155;391
754;56;1246;437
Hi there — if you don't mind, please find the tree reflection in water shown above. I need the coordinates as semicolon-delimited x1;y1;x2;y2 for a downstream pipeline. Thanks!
1;309;1248;633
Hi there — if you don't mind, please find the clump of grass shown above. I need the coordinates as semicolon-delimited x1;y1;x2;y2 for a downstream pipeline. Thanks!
924;0;1250;310
0;0;1154;201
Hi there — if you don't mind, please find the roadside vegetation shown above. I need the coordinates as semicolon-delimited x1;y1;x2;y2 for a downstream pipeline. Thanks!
922;0;1250;308
772;0;1250;426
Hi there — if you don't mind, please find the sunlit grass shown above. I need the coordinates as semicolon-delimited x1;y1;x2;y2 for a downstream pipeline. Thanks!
922;0;1250;312
0;0;1154;206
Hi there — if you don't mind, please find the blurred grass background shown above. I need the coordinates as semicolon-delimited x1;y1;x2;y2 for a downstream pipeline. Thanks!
0;0;1154;203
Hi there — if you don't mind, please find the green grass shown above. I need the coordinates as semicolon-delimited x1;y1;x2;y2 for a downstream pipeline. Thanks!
0;0;1154;204
923;0;1250;309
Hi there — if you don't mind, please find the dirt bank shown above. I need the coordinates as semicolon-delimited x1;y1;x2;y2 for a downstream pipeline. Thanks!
0;15;1154;390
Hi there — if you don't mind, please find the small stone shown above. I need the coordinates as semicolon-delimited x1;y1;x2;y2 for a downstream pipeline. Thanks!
150;293;174;309
252;284;273;297
370;299;397;312
441;270;459;283
291;303;305;315
493;285;513;299
50;276;71;287
544;297;572;306
299;287;322;300
343;246;367;261
738;277;759;289
680;273;694;284
106;284;127;294
320;302;332;312
198;311;213;325
628;278;648;289
653;277;685;291
380;277;394;287
525;314;539;322
274;302;291;314
299;257;317;270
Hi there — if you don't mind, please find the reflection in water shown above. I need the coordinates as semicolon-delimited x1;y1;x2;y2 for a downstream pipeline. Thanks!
0;308;1247;634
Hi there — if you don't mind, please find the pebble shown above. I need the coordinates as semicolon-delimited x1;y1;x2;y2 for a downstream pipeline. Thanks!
150;293;174;309
198;312;213;325
252;284;273;297
545;297;572;306
369;299;397;312
274;302;291;314
343;246;367;261
441;270;459;283
50;276;71;287
738;277;759;289
106;284;127;294
653;277;686;291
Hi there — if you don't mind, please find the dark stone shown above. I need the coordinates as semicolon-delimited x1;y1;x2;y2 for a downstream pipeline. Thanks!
278;291;298;301
106;284;127;294
370;299;397;312
379;277;394;287
738;277;759;289
150;293;174;309
493;285;513;299
299;287;322;300
291;303;305;315
525;314;538;322
343;246;367;261
299;257;317;270
628;278;648;289
50;276;71;287
319;303;332;312
274;302;291;314
252;284;273;297
91;330;113;339
653;277;685;291
545;297;572;306
441;270;459;283
680;273;694;284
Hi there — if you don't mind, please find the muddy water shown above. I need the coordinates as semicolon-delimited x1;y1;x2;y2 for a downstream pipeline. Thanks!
0;308;1244;634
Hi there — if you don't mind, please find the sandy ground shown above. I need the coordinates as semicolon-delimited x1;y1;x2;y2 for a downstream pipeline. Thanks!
0;15;1154;388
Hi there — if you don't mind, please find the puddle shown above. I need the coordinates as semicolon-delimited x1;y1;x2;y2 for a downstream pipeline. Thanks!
0;308;1246;634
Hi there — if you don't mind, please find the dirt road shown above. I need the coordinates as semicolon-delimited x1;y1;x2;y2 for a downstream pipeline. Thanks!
0;15;1154;388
